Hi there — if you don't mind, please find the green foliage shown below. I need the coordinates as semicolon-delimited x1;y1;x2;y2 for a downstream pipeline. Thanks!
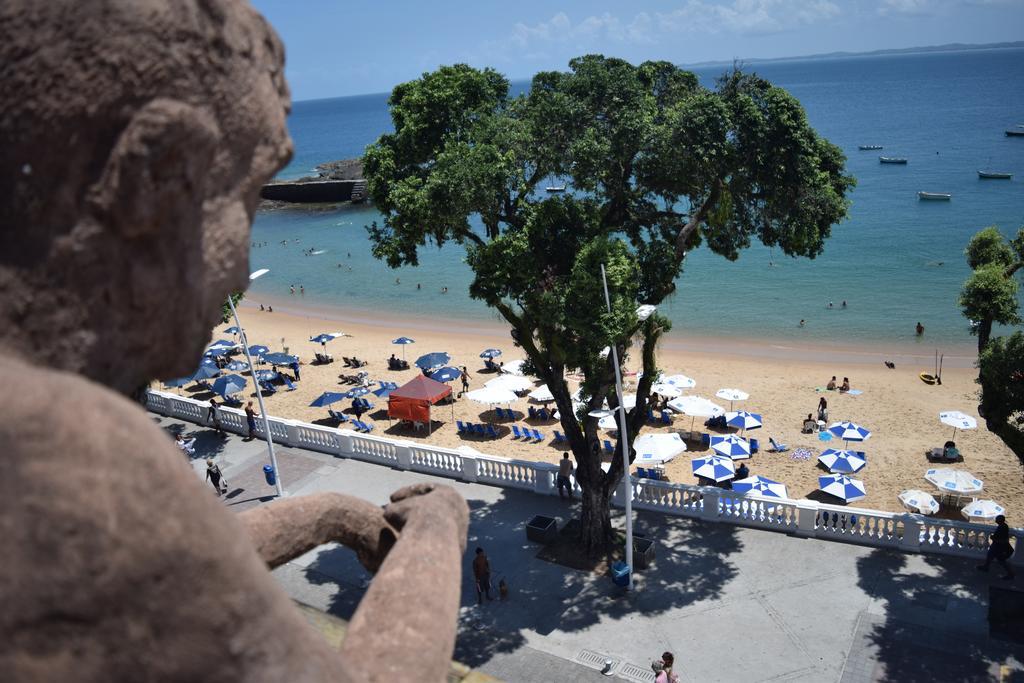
959;225;1024;352
978;331;1024;428
965;226;1014;270
221;292;243;324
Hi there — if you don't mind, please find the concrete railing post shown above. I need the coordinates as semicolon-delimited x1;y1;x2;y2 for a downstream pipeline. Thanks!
900;514;922;552
281;421;299;448
461;456;479;483
794;501;819;537
534;464;557;496
701;488;720;521
395;442;412;470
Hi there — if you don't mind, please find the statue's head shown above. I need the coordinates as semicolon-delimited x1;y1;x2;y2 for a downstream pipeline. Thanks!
0;0;292;392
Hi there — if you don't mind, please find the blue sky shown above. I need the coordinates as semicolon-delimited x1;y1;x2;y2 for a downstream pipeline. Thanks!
251;0;1023;101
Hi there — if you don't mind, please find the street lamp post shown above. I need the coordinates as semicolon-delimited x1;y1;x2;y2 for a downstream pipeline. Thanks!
600;264;634;589
226;268;284;497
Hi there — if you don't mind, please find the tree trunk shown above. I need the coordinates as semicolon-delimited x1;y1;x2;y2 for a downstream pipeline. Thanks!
978;317;993;354
579;482;614;555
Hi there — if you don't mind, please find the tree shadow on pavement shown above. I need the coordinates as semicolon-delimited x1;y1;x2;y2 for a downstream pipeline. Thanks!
853;549;1024;681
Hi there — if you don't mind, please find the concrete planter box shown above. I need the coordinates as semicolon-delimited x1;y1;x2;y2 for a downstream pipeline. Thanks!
526;515;558;544
633;537;656;570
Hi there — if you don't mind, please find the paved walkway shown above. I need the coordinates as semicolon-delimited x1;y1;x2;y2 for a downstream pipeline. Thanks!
160;415;1024;683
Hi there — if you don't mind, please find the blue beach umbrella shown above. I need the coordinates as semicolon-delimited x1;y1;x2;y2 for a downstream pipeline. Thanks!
691;454;735;482
204;345;231;357
818;449;867;474
431;366;462;382
163;375;193;388
309;391;347;408
310;332;344;345
226;359;251;373
725;410;763;433
223;326;243;335
733;475;789;499
191;363;221;380
248;344;270;357
709;434;752;460
262;352;298;366
372;385;395;399
827;421;871;446
392;336;416;359
212;374;247;397
480;348;502;359
346;386;371;398
818;474;867;503
208;339;236;349
254;369;279;382
415;352;451;371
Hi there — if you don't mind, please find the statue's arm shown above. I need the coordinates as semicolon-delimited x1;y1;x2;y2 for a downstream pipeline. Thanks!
238;493;397;571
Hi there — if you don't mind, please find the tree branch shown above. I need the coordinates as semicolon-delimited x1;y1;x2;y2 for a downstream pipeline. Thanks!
673;181;722;261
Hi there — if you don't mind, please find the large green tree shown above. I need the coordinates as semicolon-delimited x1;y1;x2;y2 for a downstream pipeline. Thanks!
978;331;1024;430
364;56;853;554
959;226;1024;352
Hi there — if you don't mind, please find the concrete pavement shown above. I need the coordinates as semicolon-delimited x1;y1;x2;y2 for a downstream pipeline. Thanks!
158;415;1024;682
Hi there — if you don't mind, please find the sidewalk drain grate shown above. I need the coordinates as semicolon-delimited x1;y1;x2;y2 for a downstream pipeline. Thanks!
618;662;656;683
576;649;618;672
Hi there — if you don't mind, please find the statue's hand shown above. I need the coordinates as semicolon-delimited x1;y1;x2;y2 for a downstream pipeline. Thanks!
384;484;468;547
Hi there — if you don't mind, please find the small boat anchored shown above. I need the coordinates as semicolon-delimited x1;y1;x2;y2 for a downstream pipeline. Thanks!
545;185;566;193
918;191;951;200
858;145;883;150
978;170;1012;179
879;156;907;164
1006;129;1024;137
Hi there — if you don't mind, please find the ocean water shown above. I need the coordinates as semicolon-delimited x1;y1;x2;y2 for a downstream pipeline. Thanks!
251;48;1024;352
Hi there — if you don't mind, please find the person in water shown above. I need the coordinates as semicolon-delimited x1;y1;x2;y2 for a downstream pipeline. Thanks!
916;322;925;336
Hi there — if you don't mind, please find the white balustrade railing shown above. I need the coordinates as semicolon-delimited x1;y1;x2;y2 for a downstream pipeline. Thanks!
146;389;1020;566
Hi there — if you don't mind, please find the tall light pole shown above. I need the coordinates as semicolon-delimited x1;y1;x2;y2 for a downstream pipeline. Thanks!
226;268;284;497
600;264;634;589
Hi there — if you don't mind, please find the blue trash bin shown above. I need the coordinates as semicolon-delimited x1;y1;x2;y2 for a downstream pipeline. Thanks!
610;561;631;587
263;464;276;486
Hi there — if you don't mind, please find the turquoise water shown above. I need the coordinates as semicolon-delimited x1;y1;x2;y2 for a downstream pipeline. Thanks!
251;48;1024;351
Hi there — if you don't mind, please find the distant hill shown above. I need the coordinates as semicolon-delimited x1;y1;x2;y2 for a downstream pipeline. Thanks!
684;41;1024;68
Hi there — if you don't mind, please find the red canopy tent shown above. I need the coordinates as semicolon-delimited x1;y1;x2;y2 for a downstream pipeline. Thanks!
387;374;452;429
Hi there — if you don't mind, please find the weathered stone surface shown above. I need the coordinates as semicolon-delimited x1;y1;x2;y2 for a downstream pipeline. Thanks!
0;2;469;682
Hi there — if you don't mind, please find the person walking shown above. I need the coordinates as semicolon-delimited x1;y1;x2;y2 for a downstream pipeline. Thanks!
459;366;470;398
207;397;223;435
244;401;258;440
977;515;1016;580
817;397;828;423
557;453;574;500
290;359;300;381
472;547;493;604
205;459;225;496
661;652;679;682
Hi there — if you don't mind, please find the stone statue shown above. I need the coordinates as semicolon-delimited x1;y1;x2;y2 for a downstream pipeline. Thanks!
0;2;469;681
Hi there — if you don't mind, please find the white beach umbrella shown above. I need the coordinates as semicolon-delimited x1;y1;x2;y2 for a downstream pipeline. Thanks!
924;468;984;495
668;395;726;430
661;374;697;389
961;499;1005;521
485;374;533;392
939;410;977;441
598;413;620;430
621;393;637;410
464;386;518;406
716;388;750;410
898;489;940;515
528;384;555;402
633;433;687;464
501;359;528;376
650;382;683;399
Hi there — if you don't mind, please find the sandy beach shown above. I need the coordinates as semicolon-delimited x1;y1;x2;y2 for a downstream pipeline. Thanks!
176;300;1024;525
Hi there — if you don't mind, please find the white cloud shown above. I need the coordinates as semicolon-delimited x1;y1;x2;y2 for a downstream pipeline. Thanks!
509;11;657;48
658;0;841;35
877;0;931;15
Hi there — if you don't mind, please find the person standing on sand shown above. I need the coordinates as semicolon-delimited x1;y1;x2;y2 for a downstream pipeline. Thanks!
472;547;493;604
244;401;257;440
459;366;470;397
817;397;828;422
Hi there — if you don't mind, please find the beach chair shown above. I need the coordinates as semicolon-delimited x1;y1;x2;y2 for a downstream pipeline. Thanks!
472;423;486;437
647;408;658;423
538;408;550;421
553;430;566;443
660;410;672;425
259;380;277;395
362;422;374;433
486;424;499;439
528;407;538;420
457;421;468;434
222;395;241;407
700;433;710;448
329;409;348;423
603;439;614;454
511;425;523;439
750;438;759;454
282;376;297;391
531;429;544;442
768;437;789;453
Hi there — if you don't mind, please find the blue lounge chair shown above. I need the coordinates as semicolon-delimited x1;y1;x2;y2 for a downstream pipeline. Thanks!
528;407;538;420
511;425;523;439
553;430;566;443
473;423;486;436
329;409;349;423
750;438;759;453
260;380;277;395
531;429;544;442
700;433;710;447
486;424;499;439
493;407;505;420
647;408;657;423
282;376;297;391
456;420;467;433
357;420;373;433
769;437;789;453
538;408;550;421
660;410;672;425
603;439;614;454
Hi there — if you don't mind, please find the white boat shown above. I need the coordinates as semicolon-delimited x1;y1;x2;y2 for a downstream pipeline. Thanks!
545;185;566;193
858;145;883;150
879;156;907;164
918;192;951;200
978;170;1012;179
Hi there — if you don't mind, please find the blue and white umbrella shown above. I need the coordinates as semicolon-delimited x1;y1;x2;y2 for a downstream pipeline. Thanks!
163;375;193;388
346;386;371;398
817;449;867;474
262;352;298;366
827;421;871;446
415;352;451;371
898;489;940;515
212;374;247;397
309;391;347;407
939;410;977;440
716;388;749;411
725;410;762;433
392;336;416;359
203;345;232;357
254;369;278;382
924;468;983;495
208;339;236;349
191;363;221;380
961;499;1005;521
430;366;462;382
818;474;867;503
661;374;697;389
734;475;789;499
709;434;752;460
248;344;270;357
691;454;735;482
310;331;345;345
223;326;243;335
479;348;502;359
226;359;251;373
372;385;396;399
